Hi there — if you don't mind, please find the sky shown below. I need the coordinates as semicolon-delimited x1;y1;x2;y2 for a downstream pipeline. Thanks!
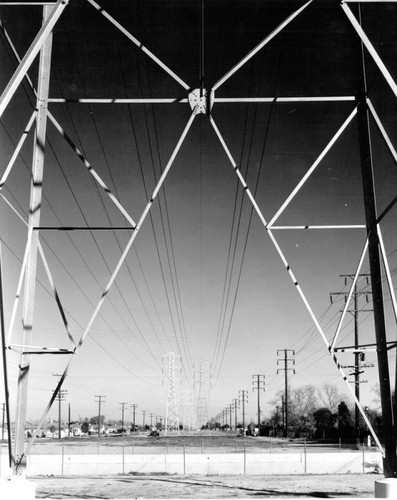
1;0;397;429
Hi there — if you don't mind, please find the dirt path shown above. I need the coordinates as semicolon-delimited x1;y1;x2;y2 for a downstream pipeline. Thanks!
33;473;377;498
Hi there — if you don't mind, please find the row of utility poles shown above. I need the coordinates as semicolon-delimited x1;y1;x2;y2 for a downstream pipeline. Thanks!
218;374;266;433
50;294;372;443
33;391;165;439
7;276;373;443
220;389;248;431
217;282;374;442
50;373;166;438
93;397;164;436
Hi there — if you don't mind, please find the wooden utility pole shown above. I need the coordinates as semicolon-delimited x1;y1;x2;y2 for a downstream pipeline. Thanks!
95;395;106;437
277;350;295;438
238;390;248;432
281;396;285;434
55;390;67;439
232;399;239;430
331;274;373;441
131;404;138;430
252;374;265;432
228;403;233;430
68;403;71;437
120;402;128;432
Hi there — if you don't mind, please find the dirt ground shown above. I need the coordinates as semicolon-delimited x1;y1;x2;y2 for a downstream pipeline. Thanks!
33;473;378;498
1;435;380;497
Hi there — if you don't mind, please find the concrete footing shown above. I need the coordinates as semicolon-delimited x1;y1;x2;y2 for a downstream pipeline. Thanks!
0;476;36;499
375;478;397;498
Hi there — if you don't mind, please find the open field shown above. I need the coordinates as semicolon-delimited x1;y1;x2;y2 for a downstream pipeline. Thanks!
1;434;383;497
5;432;369;456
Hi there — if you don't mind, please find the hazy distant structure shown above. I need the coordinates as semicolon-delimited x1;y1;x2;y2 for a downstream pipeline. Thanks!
163;352;180;434
182;390;196;431
195;361;209;429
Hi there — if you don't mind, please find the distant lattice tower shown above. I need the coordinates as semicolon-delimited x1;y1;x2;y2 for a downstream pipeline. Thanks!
182;390;196;431
196;397;208;429
163;352;180;434
195;361;209;429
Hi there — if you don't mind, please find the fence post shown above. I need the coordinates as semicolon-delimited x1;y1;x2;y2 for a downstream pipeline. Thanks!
61;444;64;476
122;445;125;474
339;437;341;452
304;438;307;474
183;444;186;474
244;445;246;475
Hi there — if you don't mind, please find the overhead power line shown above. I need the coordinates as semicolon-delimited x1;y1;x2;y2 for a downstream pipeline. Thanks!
211;37;283;387
0;19;165;372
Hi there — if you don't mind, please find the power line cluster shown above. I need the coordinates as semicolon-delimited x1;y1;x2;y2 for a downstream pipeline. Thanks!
0;3;388;403
210;59;279;388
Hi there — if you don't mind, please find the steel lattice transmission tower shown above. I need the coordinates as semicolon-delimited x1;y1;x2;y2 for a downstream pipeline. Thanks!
1;0;397;477
195;361;209;429
182;390;196;431
163;352;180;434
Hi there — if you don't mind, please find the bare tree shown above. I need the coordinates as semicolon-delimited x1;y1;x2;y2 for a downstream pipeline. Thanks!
271;385;318;423
291;384;318;423
318;383;344;413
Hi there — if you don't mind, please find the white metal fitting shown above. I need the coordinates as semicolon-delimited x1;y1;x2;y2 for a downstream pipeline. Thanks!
188;88;214;115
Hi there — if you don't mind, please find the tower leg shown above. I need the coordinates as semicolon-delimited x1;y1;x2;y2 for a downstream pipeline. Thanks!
13;5;53;474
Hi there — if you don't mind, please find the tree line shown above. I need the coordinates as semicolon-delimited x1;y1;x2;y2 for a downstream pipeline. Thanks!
210;383;382;441
266;383;382;440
